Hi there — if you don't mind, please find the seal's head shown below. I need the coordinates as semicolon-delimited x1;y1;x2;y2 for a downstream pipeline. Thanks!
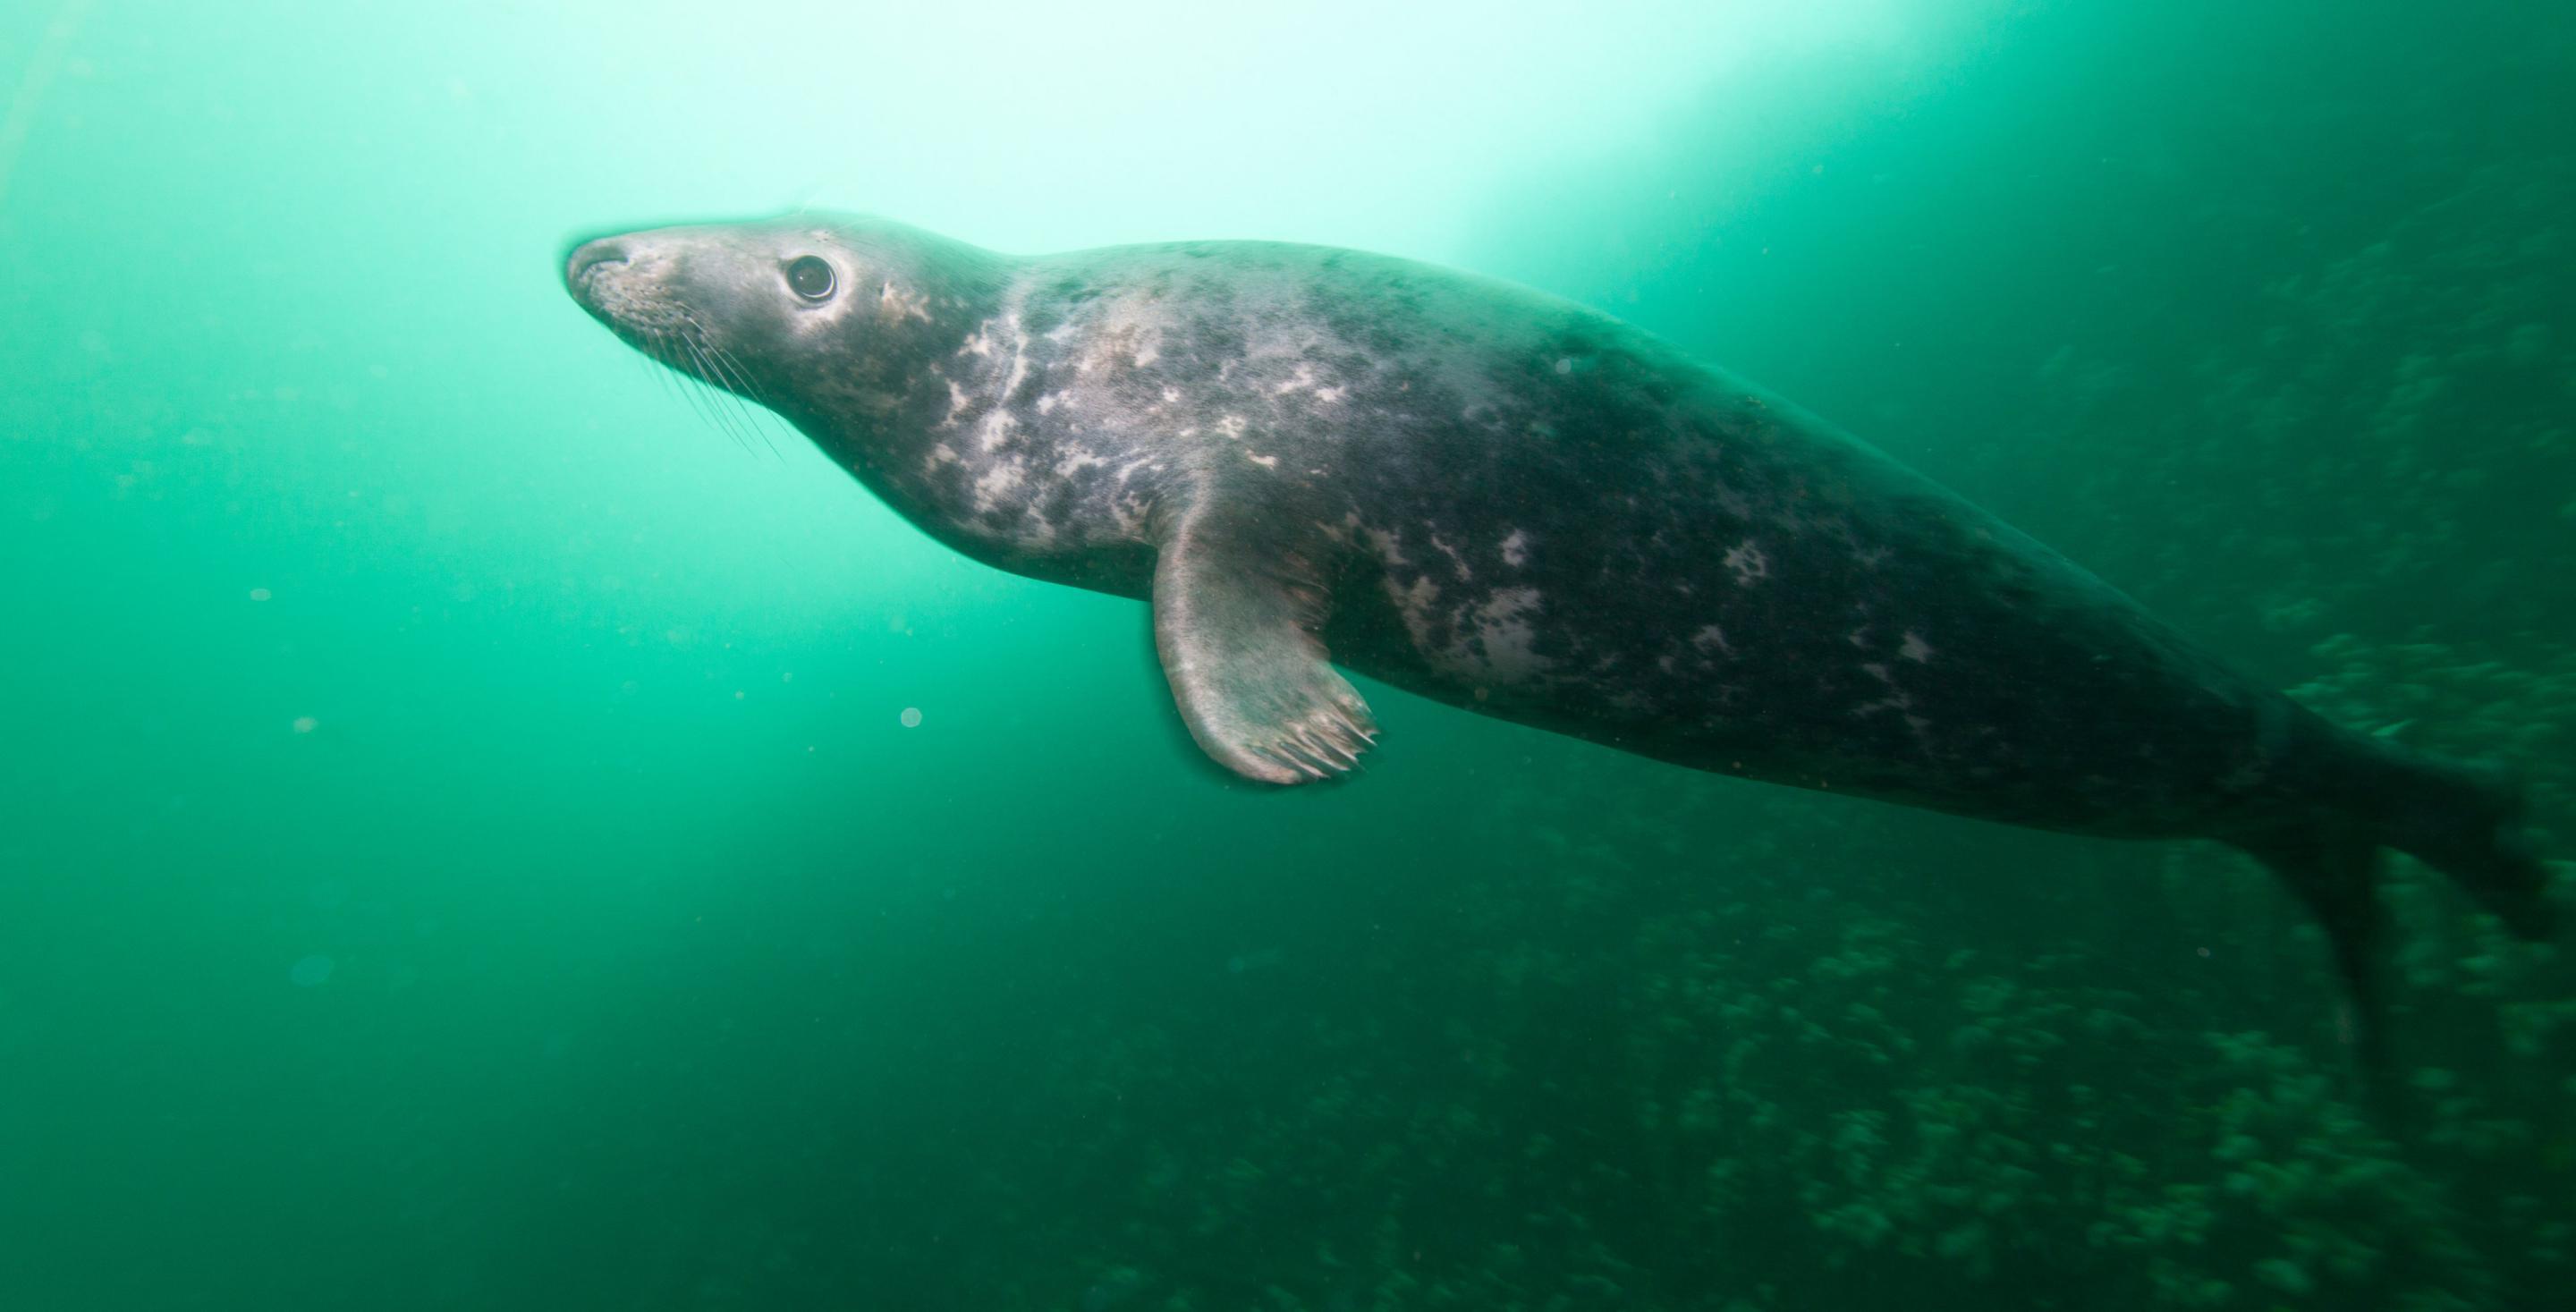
563;216;1004;434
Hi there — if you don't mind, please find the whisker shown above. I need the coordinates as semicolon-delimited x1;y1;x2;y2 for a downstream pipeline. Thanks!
623;321;782;463
686;334;767;460
716;345;774;411
674;336;751;455
705;346;784;460
643;350;691;421
685;335;766;459
733;350;794;461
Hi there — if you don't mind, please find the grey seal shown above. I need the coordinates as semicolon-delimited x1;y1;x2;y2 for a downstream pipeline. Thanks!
563;214;2555;1065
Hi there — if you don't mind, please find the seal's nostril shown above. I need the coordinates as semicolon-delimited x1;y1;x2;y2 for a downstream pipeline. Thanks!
566;239;630;284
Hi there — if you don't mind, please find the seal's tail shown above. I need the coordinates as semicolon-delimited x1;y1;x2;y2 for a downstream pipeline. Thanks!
2237;737;2556;1097
2361;745;2556;943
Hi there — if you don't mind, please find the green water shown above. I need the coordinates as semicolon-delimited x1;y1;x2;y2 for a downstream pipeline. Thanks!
4;2;2570;1308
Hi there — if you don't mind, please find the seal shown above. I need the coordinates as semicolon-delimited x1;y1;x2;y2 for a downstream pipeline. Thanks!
564;214;2554;1063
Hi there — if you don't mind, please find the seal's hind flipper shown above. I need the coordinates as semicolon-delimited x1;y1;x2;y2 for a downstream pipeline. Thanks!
2241;830;2405;1113
2360;746;2558;943
1150;500;1377;785
2239;737;2562;1126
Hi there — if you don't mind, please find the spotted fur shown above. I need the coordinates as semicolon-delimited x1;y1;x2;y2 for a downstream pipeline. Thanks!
564;216;2555;1005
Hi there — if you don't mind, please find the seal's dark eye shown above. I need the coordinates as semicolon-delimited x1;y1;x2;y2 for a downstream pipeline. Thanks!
785;256;835;301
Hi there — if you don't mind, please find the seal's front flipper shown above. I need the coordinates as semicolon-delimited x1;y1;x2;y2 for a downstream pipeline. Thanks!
1151;502;1377;784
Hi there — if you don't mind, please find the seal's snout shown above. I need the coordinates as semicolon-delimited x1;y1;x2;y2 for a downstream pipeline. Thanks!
566;238;630;286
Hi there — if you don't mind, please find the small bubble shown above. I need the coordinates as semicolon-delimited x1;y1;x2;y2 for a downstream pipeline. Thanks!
291;715;318;734
290;954;335;987
248;588;271;601
899;707;922;728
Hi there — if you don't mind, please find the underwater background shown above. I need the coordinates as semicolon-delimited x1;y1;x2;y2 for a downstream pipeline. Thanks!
4;0;2571;1308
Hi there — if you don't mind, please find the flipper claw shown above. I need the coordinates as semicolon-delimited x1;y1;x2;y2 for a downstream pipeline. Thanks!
1151;495;1378;785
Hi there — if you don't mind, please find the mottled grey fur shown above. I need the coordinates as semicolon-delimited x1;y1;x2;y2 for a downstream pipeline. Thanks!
564;215;2554;1070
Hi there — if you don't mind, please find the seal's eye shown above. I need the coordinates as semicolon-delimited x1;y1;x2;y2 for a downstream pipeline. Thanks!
785;256;836;301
